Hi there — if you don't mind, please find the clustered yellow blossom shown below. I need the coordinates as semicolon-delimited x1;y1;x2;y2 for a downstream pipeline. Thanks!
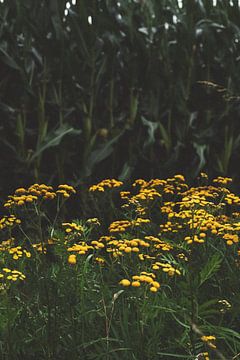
1;176;240;297
122;176;188;215
144;236;173;251
67;242;93;255
105;237;149;255
83;176;240;292
160;220;183;233
0;268;26;282
108;220;132;233
95;257;105;264
0;215;21;229
152;262;181;276
62;222;84;234
213;176;232;186
177;253;188;261
56;184;76;198
218;299;231;313
86;218;101;226
222;233;238;246
199;352;210;360
201;335;217;349
4;183;76;207
108;218;150;233
89;179;123;192
119;272;161;292
32;238;56;254
8;246;31;260
132;187;162;201
0;238;14;251
0;239;31;260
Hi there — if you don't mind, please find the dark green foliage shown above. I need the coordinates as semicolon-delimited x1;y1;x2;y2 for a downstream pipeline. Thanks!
0;0;240;197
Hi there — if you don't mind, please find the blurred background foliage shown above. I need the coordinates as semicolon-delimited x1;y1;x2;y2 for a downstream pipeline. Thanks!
0;0;240;197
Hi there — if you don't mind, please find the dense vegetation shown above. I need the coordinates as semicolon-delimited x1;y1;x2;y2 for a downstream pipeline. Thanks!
0;0;240;198
1;2;240;359
1;175;240;359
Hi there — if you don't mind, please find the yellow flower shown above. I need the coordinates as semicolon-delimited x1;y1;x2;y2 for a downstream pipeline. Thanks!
68;254;77;265
119;279;131;287
151;281;160;289
150;286;158;293
95;257;105;264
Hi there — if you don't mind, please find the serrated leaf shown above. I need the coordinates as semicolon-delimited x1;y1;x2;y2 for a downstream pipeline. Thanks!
199;254;222;287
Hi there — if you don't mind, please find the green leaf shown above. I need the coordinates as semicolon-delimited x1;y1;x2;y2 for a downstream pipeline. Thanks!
141;116;158;148
193;143;207;176
199;254;222;287
86;131;124;175
29;124;81;162
198;298;220;319
156;353;193;359
119;162;134;181
0;46;21;71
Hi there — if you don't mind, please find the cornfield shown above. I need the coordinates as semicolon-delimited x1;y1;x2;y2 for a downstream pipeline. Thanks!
0;0;240;200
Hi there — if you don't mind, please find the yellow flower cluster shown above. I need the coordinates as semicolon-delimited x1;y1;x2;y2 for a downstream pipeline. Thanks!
2;176;240;297
184;235;205;244
0;239;31;260
152;262;181;276
8;246;31;260
0;215;21;229
77;176;240;291
177;253;188;261
108;220;132;233
4;184;54;207
222;233;239;246
223;192;240;205
4;183;76;207
0;238;14;251
218;299;231;313
160;220;183;233
106;237;149;255
67;242;94;255
56;184;76;198
89;179;123;192
62;222;84;234
32;239;56;254
132;217;151;226
95;257;105;264
108;218;150;233
124;176;188;215
119;272;161;292
0;268;26;282
144;236;173;251
200;352;210;360
86;218;101;226
201;335;217;349
132;187;162;201
213;176;232;185
90;240;105;249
